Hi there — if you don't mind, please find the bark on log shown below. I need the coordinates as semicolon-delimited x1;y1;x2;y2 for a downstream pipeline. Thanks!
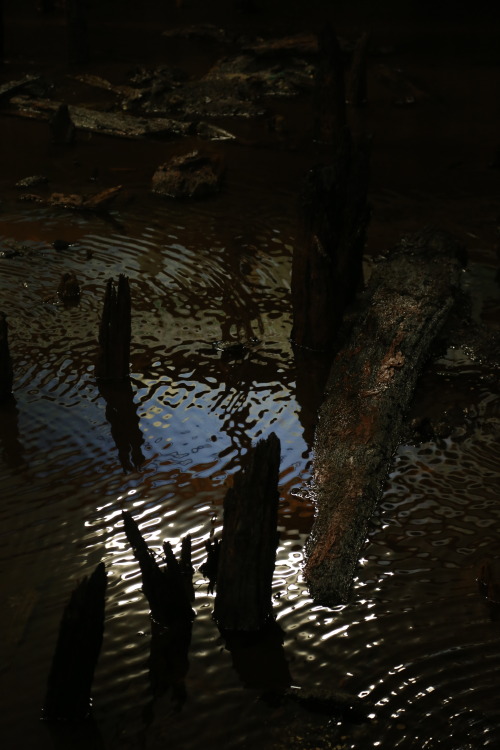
9;95;235;141
122;511;195;626
304;228;463;605
0;311;13;401
95;275;131;381
214;432;281;632
43;562;107;721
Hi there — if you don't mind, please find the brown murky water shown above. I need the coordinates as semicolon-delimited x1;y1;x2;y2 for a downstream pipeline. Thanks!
1;2;499;749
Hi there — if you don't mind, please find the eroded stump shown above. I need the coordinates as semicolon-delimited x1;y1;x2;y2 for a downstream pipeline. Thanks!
214;432;281;632
304;228;463;605
95;275;131;381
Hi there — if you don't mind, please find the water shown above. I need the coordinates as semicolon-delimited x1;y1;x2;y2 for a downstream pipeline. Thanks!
1;2;500;748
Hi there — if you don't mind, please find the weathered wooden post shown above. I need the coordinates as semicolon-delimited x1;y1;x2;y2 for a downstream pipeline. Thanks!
66;0;89;65
0;0;4;65
122;511;195;626
313;24;346;146
0;312;13;401
304;228;464;605
214;432;281;632
43;562;107;721
95;275;131;381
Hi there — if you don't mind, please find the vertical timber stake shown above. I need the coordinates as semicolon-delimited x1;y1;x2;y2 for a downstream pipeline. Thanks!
214;432;281;632
95;275;131;381
43;562;107;721
0;312;13;401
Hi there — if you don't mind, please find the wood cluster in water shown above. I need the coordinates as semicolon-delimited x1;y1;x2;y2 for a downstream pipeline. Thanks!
304;228;464;605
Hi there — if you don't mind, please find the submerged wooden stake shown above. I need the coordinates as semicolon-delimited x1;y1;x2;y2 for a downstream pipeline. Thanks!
304;228;463;605
43;562;107;721
95;275;131;381
0;312;13;401
214;432;281;632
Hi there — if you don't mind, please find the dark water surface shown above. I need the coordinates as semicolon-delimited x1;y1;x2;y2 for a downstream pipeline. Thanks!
1;2;500;749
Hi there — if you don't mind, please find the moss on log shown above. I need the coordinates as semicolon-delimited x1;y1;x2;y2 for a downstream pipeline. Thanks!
304;228;463;605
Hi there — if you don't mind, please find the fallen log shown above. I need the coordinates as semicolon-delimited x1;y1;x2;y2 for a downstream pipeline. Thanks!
43;562;107;721
214;432;281;632
8;95;236;141
304;228;463;605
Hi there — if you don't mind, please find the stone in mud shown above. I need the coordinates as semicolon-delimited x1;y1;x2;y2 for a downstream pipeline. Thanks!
152;151;224;199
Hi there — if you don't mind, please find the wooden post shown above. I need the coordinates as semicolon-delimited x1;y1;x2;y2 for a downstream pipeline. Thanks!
0;312;13;401
43;563;107;721
0;0;4;65
291;133;370;352
95;275;131;381
66;0;89;65
304;229;464;605
214;432;281;632
122;511;195;627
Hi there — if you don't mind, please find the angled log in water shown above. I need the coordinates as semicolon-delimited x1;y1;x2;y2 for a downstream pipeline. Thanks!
0;312;13;401
95;275;131;381
122;511;194;626
43;562;107;721
214;432;281;632
304;228;463;606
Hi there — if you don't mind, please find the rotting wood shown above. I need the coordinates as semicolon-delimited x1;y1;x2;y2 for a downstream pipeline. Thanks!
20;185;122;212
0;312;13;401
214;432;281;632
122;510;195;626
304;228;464;606
199;536;220;594
95;275;131;381
43;562;107;721
8;95;236;140
0;75;41;102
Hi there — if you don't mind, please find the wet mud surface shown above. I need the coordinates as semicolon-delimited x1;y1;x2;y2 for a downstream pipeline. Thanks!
1;2;500;748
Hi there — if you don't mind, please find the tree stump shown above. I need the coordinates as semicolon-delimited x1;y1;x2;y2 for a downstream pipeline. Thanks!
214;432;281;632
43;562;107;721
304;228;464;605
95;275;131;381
